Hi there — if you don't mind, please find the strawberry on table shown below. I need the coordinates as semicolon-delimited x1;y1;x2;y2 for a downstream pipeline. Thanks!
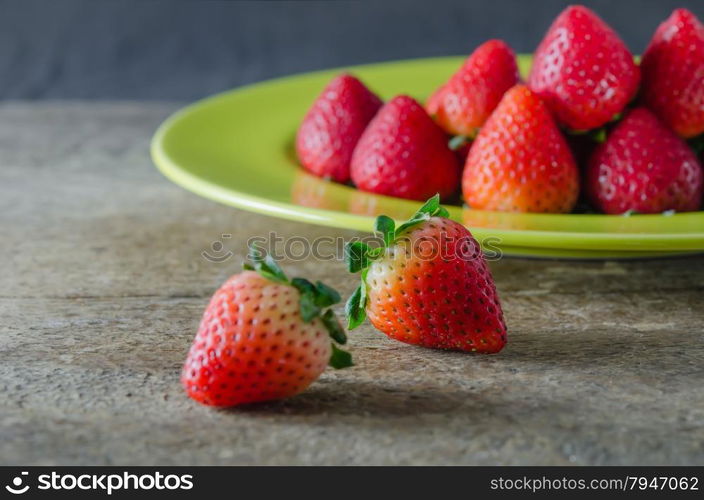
182;249;352;407
345;195;507;353
586;108;704;214
462;84;579;213
426;39;519;137
350;95;460;201
528;5;639;131
640;8;704;139
296;73;382;183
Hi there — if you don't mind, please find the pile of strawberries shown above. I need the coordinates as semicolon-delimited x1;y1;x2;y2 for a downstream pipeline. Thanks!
296;6;704;215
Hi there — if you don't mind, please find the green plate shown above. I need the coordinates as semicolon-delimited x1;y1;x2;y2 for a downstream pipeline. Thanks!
151;56;704;259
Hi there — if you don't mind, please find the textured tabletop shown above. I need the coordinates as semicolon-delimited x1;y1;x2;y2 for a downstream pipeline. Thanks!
1;102;702;465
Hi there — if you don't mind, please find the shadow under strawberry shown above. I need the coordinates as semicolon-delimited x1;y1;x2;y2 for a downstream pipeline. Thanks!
210;323;686;419
217;377;470;418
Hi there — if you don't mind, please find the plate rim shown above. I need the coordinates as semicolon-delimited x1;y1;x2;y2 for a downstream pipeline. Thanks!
150;55;704;254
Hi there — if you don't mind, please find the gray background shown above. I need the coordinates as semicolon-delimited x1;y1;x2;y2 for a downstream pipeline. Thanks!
2;0;703;100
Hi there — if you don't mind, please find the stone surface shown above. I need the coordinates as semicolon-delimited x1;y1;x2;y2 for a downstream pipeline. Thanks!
0;102;702;465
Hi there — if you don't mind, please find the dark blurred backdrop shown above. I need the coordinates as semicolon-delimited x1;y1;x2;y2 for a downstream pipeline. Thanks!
2;0;702;100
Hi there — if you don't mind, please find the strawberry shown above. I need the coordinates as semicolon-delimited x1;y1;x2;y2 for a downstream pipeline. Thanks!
640;8;704;138
182;249;352;407
350;96;460;201
462;84;579;213
345;195;507;353
426;39;519;137
528;5;640;131
586;108;703;214
296;74;382;182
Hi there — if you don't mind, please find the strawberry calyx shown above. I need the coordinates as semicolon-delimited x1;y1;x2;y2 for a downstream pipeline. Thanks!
244;245;352;368
565;125;609;144
448;135;471;151
688;133;704;155
564;109;627;144
344;194;449;330
591;128;608;144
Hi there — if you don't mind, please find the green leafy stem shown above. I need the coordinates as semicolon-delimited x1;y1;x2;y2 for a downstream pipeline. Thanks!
244;245;352;369
344;194;449;330
689;133;704;156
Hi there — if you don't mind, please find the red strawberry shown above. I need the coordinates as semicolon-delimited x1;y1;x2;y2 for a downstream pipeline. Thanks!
296;74;382;182
528;5;640;130
586;108;703;214
640;9;704;138
350;96;460;201
345;195;507;353
426;39;519;137
463;84;579;213
182;250;352;407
